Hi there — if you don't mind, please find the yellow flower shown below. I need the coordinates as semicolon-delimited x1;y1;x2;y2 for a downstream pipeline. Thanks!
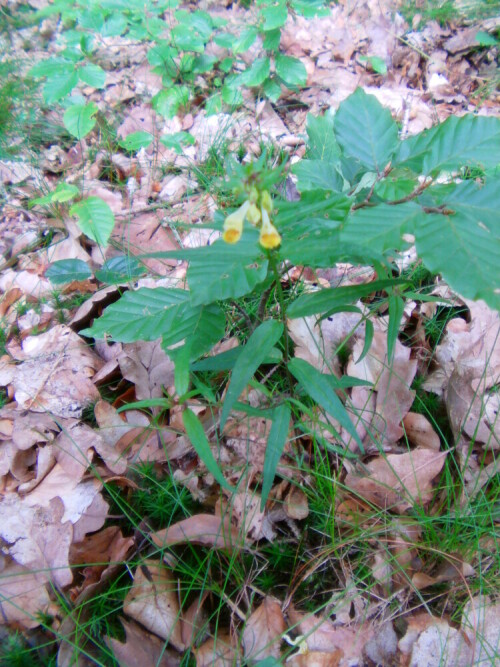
259;208;281;249
260;190;273;213
246;202;262;225
222;201;250;244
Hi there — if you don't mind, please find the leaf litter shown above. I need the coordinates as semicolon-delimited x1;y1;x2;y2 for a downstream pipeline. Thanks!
0;0;499;664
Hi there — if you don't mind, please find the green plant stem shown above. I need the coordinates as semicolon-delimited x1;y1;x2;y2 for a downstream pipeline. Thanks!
268;252;294;394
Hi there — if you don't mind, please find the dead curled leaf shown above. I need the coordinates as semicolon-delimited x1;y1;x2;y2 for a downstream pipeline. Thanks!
123;559;184;651
0;325;101;418
151;514;241;551
347;330;417;446
0;560;52;629
287;606;374;665
106;619;182;667
402;412;441;450
344;448;447;512
242;597;286;661
194;632;240;667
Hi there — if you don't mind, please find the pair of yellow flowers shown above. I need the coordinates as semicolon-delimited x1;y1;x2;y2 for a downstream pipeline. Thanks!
222;190;281;249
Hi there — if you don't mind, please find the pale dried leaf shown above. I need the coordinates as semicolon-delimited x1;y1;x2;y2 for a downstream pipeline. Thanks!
285;486;309;520
0;561;51;629
106;619;181;667
288;651;343;667
151;514;241;551
461;595;500;664
0;325;101;418
123;559;184;650
0;496;73;587
403;413;441;450
195;633;239;667
344;449;446;512
242;596;285;661
112;212;178;276
118;340;175;400
287;606;374;663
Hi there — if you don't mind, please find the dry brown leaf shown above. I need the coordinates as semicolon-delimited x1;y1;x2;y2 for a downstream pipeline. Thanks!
285;486;309;520
69;526;133;568
123;559;184;650
106;619;181;667
226;491;276;542
461;595;500;664
194;633;239;667
407;620;472;666
348;330;417;446
118;340;175;400
111;212;178;276
242;596;285;661
403;412;441;450
180;592;208;650
288;309;365;376
0;560;52;629
288;651;343;667
344;449;446;513
0;268;53;299
0;496;73;587
151;514;241;551
0;325;101;418
287;606;374;665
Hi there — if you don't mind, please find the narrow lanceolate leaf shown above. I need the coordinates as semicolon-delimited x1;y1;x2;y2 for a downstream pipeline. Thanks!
275;54;307;87
387;295;405;363
261;404;291;509
288;278;405;318
183;409;233;491
413;180;500;310
339;202;419;254
288;358;363;452
394;114;500;176
174;341;191;397
70;196;114;246
220;320;283;429
334;88;399;173
63;102;98;139
80;288;225;358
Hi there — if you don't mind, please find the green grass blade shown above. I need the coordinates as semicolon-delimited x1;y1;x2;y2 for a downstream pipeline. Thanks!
220;320;283;429
288;358;364;452
183;408;233;491
387;295;405;363
261;403;291;509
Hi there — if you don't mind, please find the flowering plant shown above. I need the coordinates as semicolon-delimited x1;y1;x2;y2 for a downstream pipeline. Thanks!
82;89;500;504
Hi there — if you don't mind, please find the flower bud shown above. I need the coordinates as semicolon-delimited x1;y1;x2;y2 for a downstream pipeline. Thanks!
246;202;262;225
259;208;281;249
260;190;273;213
248;186;259;204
